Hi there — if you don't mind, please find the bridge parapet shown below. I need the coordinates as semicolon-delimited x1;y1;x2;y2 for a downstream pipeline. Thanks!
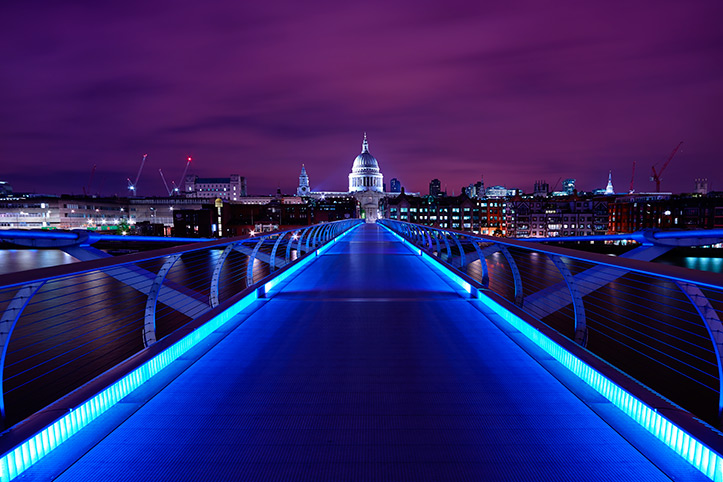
379;220;723;429
0;219;361;429
381;219;723;480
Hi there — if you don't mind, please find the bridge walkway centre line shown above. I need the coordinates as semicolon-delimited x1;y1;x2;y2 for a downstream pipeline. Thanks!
23;223;704;481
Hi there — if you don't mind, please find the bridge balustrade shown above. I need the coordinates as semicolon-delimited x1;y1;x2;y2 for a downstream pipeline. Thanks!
379;219;723;427
0;220;361;428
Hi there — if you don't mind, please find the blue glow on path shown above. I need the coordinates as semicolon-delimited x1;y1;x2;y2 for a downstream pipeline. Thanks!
379;222;723;481
2;223;716;481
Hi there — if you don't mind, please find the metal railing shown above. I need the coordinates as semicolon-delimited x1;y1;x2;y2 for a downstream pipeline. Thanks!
0;219;361;428
379;219;723;427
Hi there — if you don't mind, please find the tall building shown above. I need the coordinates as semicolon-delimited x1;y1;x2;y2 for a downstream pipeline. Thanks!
185;175;246;201
429;179;441;197
474;178;484;199
348;133;384;193
390;178;401;193
297;164;310;196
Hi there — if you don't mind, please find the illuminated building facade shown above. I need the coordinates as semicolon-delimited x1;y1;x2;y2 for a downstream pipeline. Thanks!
184;174;246;201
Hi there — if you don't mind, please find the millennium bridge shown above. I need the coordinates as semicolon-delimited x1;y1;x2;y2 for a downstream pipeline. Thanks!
0;221;722;481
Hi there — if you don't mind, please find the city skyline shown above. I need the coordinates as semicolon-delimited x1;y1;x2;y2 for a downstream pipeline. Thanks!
2;1;722;196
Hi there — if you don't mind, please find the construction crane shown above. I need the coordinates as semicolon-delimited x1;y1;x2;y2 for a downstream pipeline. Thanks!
650;142;683;192
127;153;148;195
629;160;636;194
83;164;96;196
174;156;192;195
158;169;172;196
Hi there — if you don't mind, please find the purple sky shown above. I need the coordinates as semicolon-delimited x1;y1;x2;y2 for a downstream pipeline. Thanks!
2;0;722;196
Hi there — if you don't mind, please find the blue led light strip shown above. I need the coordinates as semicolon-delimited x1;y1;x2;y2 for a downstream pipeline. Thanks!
0;222;361;482
379;223;723;481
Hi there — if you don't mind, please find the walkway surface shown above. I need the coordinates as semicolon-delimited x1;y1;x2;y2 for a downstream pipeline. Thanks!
26;224;698;481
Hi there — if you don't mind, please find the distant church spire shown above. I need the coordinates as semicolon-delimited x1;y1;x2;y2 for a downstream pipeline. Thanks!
297;163;310;196
605;170;614;195
362;132;369;153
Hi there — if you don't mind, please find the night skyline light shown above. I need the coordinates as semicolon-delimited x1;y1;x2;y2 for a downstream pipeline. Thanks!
2;1;722;196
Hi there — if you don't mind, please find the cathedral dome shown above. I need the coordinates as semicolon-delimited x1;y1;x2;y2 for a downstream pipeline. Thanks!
352;152;379;171
348;133;384;193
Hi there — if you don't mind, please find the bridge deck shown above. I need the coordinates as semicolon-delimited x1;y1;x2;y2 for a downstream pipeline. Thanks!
27;224;698;481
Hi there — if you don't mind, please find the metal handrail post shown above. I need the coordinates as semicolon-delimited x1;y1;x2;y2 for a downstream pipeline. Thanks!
143;253;183;347
548;254;588;346
246;237;268;287
0;281;46;426
676;280;723;424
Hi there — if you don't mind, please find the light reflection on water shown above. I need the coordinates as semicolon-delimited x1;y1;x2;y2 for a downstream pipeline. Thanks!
657;256;723;274
683;257;723;273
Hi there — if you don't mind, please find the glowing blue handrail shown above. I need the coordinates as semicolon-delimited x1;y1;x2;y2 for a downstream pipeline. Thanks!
0;219;362;481
379;221;723;415
379;220;723;481
0;220;362;430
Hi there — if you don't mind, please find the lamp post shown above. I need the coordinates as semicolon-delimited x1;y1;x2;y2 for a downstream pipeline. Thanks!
215;198;223;237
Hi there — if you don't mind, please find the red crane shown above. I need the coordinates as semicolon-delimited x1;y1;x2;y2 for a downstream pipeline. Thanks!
650;141;683;192
83;164;97;196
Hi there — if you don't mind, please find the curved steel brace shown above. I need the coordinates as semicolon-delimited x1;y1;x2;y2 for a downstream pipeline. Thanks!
270;233;288;272
296;227;311;257
306;224;323;251
417;226;426;246
323;222;335;243
285;230;299;263
548;254;588;346
311;224;324;248
432;229;441;256
317;224;330;246
468;240;490;287
246;237;268;286
449;233;466;268
421;226;434;250
487;245;523;307
440;231;452;260
416;225;426;248
499;246;524;306
0;281;46;424
324;222;335;242
144;253;182;347
411;225;417;242
412;225;422;245
675;281;723;421
209;242;240;308
414;223;425;243
304;225;317;252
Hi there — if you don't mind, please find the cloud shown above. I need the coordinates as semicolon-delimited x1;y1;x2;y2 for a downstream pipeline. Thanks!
1;0;722;195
